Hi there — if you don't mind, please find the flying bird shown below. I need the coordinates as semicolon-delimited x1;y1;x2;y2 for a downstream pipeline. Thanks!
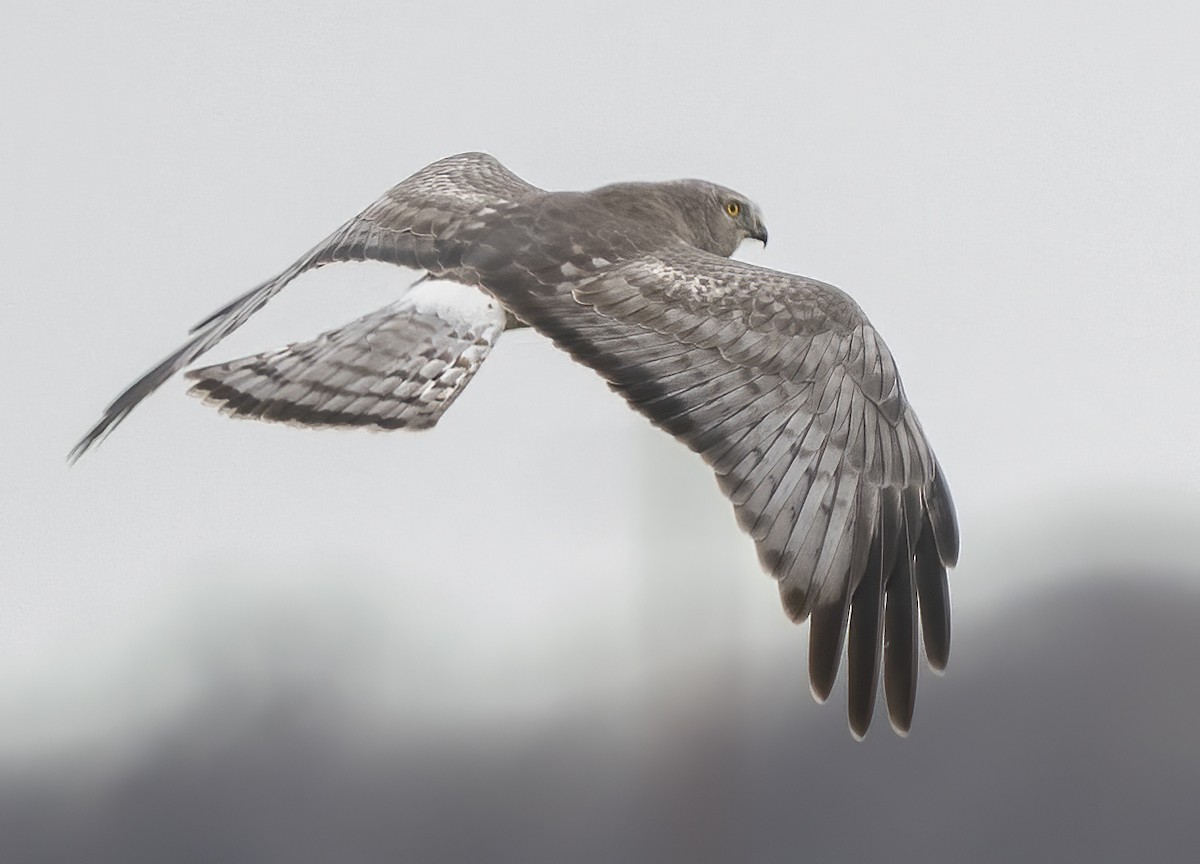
71;152;959;738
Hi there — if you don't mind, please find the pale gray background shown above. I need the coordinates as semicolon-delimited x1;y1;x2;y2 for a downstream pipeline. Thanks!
3;2;1200;861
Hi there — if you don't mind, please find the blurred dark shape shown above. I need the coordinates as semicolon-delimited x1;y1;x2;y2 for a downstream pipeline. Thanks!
4;576;1198;864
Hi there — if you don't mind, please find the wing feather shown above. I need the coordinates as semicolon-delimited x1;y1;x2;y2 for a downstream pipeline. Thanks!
846;497;886;739
883;524;918;734
708;392;804;478
70;153;540;460
488;245;957;735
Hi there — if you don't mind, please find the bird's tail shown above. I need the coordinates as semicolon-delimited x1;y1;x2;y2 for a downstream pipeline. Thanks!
184;283;506;431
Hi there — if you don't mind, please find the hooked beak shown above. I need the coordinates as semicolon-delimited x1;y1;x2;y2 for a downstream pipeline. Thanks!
750;220;768;247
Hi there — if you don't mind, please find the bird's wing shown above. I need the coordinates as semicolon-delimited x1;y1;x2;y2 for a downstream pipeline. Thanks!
70;152;539;460
186;280;506;430
487;245;959;737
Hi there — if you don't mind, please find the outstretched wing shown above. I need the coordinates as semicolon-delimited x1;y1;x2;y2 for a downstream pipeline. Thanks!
486;245;960;737
69;152;540;461
186;281;507;430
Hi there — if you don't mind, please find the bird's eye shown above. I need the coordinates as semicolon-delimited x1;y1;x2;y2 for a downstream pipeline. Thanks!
725;201;741;217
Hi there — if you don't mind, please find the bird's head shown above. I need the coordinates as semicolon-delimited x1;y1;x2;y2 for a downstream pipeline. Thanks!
589;178;768;259
668;179;768;258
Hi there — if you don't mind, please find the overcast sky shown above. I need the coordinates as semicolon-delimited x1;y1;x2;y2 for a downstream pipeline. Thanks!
3;3;1200;853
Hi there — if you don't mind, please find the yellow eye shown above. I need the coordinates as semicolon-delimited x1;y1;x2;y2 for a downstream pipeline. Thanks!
725;201;741;217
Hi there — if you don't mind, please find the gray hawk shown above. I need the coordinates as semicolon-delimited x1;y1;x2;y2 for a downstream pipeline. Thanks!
71;152;960;738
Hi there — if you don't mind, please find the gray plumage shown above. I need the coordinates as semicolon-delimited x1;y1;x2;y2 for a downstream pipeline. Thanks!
71;152;959;738
187;284;506;430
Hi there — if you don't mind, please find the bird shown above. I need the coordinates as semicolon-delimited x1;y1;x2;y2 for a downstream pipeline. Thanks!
70;152;959;738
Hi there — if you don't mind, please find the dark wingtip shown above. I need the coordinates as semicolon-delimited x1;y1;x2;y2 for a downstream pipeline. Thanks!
885;686;916;736
847;555;884;741
67;407;129;464
849;672;878;739
883;556;918;735
67;436;90;465
807;596;849;703
66;335;207;464
914;518;951;672
849;714;872;741
928;464;960;567
66;431;98;465
777;580;810;624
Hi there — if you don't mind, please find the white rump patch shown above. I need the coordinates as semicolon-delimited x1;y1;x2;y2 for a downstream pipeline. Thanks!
404;279;505;334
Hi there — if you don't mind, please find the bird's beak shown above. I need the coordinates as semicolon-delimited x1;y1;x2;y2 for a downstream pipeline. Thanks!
750;220;768;247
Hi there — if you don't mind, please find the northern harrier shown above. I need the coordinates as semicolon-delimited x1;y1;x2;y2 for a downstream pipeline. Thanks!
71;152;959;738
